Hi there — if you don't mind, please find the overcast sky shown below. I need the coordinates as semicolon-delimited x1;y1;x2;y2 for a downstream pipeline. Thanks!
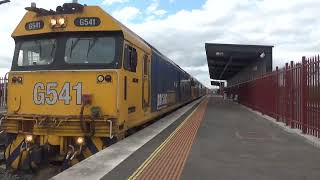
0;0;320;87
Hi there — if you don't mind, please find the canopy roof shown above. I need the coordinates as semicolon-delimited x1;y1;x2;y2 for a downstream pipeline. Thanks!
205;43;273;80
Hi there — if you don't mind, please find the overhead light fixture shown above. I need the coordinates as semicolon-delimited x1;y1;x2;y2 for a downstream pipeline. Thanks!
216;52;224;56
260;52;265;59
252;66;258;71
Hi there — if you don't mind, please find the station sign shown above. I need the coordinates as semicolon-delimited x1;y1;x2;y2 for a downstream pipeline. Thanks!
211;81;224;87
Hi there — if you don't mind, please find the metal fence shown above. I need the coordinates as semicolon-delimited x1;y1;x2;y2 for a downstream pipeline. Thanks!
226;55;320;138
0;77;8;109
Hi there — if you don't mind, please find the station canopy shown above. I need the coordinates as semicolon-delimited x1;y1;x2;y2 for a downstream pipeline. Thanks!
205;43;273;80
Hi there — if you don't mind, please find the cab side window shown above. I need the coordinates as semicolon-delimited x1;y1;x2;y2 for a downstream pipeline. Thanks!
124;45;137;72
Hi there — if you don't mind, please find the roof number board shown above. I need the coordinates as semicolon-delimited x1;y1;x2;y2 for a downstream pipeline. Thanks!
25;21;44;31
74;17;101;27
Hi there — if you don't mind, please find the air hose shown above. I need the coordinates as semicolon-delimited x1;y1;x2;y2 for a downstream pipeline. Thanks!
79;104;86;134
79;104;96;136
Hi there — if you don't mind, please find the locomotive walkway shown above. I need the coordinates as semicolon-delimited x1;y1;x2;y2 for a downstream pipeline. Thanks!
55;96;320;180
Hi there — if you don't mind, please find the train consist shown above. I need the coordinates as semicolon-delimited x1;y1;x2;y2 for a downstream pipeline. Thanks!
1;2;206;171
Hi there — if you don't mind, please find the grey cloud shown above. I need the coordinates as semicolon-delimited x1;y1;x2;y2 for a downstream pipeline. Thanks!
127;0;320;87
0;55;12;68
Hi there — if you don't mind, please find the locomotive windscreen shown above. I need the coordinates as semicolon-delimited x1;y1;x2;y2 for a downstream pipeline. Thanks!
11;31;124;71
64;37;116;64
17;39;56;66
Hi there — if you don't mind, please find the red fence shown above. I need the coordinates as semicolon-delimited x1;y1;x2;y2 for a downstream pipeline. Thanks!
226;55;320;138
0;77;8;109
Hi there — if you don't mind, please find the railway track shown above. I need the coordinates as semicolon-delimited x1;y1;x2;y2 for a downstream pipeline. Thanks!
0;133;22;180
0;147;58;180
0;145;59;180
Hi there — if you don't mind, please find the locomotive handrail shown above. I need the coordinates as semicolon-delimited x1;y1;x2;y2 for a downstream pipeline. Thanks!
3;72;8;108
107;119;114;139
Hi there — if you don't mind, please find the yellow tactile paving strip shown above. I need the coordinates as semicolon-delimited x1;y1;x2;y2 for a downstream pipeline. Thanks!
129;98;209;180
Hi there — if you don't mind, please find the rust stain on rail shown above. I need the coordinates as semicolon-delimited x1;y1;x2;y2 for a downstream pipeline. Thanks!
129;98;209;180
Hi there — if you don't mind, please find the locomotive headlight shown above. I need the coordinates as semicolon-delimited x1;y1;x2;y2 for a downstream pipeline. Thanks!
17;77;23;84
58;17;65;26
50;18;57;27
76;137;84;145
25;135;33;142
97;75;105;83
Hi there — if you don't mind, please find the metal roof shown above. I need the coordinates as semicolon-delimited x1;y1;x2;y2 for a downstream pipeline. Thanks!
205;43;273;80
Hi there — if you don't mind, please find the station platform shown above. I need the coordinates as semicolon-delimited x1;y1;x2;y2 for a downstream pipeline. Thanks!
54;96;320;180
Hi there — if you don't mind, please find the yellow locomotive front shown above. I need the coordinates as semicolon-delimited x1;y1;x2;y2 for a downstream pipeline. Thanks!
1;2;147;171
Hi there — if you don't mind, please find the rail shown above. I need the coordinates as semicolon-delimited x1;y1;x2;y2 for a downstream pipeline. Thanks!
226;55;320;138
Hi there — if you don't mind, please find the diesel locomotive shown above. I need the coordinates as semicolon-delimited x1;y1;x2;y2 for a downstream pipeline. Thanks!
1;2;206;171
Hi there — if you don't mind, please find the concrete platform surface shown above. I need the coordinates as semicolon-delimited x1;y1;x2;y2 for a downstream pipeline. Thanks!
181;97;320;180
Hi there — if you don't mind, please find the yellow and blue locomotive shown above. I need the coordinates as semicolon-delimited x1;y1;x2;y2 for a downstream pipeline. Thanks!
1;2;206;170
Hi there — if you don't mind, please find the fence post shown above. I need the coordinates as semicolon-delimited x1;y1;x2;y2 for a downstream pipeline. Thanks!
290;61;295;128
276;66;279;122
316;54;320;137
302;56;307;134
285;63;289;126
